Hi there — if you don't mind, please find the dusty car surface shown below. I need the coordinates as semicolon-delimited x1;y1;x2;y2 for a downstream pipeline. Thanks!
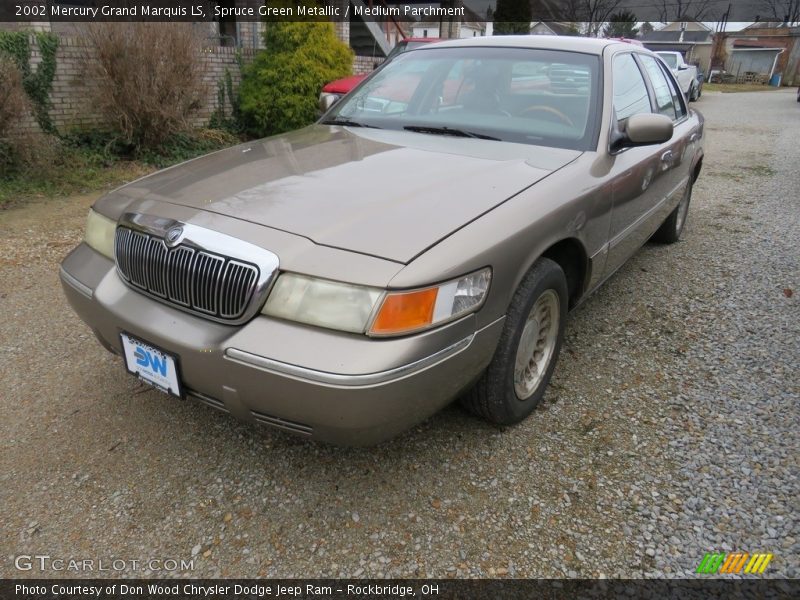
61;36;704;445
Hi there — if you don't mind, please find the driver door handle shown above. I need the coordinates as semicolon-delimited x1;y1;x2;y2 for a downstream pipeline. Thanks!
661;150;674;164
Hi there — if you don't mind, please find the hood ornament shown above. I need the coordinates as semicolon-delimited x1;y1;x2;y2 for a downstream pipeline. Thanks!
165;225;183;247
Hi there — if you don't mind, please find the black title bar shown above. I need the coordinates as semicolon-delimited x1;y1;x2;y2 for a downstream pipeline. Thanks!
0;1;794;24
2;579;799;600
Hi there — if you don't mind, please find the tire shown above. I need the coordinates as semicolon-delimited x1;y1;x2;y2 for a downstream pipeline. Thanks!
652;177;693;244
688;82;698;102
461;257;568;425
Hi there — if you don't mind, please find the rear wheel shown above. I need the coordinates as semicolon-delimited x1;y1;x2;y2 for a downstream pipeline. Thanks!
461;258;567;425
653;178;693;243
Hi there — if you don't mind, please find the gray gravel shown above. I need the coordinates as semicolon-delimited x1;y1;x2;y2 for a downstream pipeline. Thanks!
0;89;797;579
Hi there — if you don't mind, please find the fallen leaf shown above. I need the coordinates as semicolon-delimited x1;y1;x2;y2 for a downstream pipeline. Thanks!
223;513;232;523
430;498;441;509
784;288;793;298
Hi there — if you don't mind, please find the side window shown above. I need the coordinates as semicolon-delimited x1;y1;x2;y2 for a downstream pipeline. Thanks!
659;61;687;118
639;55;677;120
612;53;652;121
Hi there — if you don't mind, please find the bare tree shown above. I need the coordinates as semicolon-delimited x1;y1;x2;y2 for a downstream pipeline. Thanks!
80;23;209;149
559;0;624;36
757;0;800;23
655;0;719;22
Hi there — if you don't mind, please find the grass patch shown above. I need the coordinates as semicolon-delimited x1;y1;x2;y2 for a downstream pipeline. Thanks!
0;146;151;209
702;83;782;93
741;164;775;177
0;128;241;209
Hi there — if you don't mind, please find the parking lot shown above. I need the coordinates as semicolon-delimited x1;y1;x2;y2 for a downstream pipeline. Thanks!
1;89;797;579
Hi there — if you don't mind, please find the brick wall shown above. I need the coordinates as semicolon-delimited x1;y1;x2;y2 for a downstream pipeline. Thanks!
15;33;255;134
12;27;384;135
353;55;384;75
196;44;257;124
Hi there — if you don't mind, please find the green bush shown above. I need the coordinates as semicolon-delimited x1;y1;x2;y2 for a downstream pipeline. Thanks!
239;3;352;137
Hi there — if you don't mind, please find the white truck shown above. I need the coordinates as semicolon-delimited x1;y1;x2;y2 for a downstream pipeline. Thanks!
656;51;701;102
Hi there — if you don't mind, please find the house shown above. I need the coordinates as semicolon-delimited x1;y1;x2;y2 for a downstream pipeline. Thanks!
712;23;800;86
529;21;580;36
410;5;487;39
640;22;714;74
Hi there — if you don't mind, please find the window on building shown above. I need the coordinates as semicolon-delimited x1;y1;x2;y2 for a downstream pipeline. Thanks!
214;0;239;47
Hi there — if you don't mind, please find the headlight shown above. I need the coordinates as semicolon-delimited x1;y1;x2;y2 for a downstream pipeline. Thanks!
369;268;491;336
262;273;383;334
84;209;116;259
262;268;491;337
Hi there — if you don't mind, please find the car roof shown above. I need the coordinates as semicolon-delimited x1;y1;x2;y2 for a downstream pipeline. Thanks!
416;35;626;56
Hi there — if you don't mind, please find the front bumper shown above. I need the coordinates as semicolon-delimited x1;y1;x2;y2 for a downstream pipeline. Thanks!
60;244;504;445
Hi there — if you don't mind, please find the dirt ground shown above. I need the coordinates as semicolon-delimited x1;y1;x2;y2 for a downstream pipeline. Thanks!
1;89;797;579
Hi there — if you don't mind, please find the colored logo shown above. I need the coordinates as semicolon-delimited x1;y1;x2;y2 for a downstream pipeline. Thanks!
696;552;773;574
134;347;168;377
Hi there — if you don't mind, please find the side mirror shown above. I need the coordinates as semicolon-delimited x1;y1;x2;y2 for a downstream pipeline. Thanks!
678;64;688;71
319;93;340;114
613;113;673;151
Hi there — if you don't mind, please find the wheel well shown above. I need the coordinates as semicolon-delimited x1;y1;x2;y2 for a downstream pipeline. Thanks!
692;157;703;183
541;239;587;309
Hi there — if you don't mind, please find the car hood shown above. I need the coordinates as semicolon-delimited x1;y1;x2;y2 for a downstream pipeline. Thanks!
108;126;581;263
322;74;368;95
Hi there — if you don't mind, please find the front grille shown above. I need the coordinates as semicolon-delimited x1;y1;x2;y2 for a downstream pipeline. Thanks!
115;226;259;320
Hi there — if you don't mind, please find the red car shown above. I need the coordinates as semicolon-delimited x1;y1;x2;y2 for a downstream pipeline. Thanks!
319;38;443;104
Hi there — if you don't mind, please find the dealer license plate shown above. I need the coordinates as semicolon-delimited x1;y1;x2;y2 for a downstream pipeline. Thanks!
120;333;183;397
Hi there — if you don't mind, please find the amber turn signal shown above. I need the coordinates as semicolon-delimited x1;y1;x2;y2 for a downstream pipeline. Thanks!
370;288;438;336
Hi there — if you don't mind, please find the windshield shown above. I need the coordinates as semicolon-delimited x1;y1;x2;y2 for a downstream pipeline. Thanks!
325;47;601;150
657;53;678;68
385;40;430;60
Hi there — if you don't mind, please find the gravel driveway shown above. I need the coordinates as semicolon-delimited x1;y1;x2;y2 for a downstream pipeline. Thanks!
1;89;797;580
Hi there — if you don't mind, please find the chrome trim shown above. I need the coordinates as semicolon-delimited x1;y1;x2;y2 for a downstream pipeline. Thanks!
224;334;474;387
114;213;280;325
59;267;93;298
250;410;313;436
188;390;229;413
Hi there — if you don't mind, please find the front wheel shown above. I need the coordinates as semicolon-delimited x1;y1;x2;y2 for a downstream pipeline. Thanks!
688;82;698;102
652;178;693;243
461;258;567;425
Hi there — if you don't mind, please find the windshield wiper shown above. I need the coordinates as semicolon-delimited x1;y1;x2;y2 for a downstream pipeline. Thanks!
320;118;379;128
403;125;500;141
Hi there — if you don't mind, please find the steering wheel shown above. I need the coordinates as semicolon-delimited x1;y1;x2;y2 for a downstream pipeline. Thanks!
519;105;574;127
